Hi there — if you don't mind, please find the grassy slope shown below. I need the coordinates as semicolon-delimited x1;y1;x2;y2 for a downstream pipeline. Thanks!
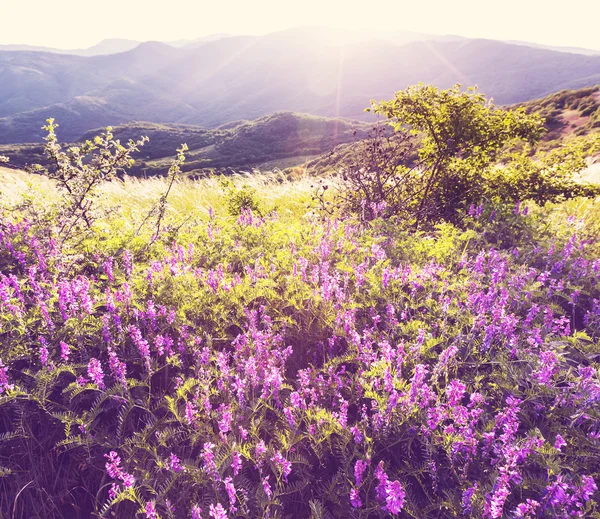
516;85;600;142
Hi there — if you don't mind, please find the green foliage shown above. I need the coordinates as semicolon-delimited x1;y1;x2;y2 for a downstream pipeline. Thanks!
1;91;600;519
1;186;600;517
219;177;264;216
141;143;189;241
333;84;598;228
487;135;600;204
28;119;149;242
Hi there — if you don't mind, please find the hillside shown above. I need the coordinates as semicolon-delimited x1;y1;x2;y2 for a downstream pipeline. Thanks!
0;112;370;175
5;29;600;143
517;85;600;141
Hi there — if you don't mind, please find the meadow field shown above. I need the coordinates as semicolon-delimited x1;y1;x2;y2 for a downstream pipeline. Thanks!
1;157;600;518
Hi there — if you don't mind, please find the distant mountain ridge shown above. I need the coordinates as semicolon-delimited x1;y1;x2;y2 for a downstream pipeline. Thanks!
3;27;600;144
506;40;600;56
4;29;598;57
0;34;234;56
0;28;463;56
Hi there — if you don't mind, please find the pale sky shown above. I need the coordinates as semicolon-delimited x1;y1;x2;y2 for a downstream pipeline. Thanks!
2;0;600;50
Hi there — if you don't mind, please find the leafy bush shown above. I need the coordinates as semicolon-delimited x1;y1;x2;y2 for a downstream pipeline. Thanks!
333;84;599;228
28;119;149;242
219;177;264;216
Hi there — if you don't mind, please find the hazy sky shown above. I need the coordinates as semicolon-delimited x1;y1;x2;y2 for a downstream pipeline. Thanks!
2;0;600;50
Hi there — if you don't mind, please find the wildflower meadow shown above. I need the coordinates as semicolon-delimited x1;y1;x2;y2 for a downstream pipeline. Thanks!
1;85;600;518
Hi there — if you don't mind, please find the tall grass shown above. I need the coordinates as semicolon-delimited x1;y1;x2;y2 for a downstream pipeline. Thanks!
0;167;320;223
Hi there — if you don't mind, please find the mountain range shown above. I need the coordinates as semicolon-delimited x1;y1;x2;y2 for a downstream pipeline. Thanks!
0;34;232;56
2;27;600;144
3;29;599;58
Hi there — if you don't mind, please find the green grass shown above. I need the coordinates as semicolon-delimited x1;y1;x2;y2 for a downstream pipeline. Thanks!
0;167;321;224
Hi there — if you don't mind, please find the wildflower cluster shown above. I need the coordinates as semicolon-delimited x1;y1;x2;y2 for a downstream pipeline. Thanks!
0;189;599;519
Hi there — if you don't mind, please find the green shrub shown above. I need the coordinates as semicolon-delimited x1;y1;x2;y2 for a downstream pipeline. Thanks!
220;177;264;216
332;84;599;228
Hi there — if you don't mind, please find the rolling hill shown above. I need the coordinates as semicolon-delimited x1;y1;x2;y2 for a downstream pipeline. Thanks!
0;112;370;175
4;28;600;144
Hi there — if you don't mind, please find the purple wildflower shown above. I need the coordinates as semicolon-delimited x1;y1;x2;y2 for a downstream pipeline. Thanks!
385;480;406;514
209;503;227;519
350;426;363;444
255;440;267;460
103;257;114;282
87;358;105;389
262;476;273;499
168;453;184;473
122;250;133;278
107;347;127;389
128;325;150;367
38;336;49;367
271;451;292;483
231;452;242;476
59;341;70;361
374;461;389;502
218;407;232;437
350;488;362;508
462;484;478;514
105;452;121;479
145;501;157;519
534;350;559;386
446;379;467;406
0;358;13;394
104;451;134;488
514;201;521;215
283;406;296;427
202;442;217;476
108;483;119;500
223;476;237;512
514;499;539;517
354;459;368;487
578;475;597;501
544;475;569;507
554;434;566;451
185;401;197;426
